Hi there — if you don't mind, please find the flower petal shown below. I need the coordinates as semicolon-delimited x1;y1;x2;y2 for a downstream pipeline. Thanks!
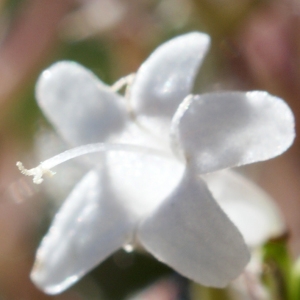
202;170;285;247
130;32;210;139
106;149;184;219
36;61;127;146
138;167;250;288
31;169;135;294
171;91;295;173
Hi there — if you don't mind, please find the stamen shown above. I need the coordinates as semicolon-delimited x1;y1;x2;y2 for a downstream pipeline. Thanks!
17;143;169;184
111;73;135;94
111;73;135;115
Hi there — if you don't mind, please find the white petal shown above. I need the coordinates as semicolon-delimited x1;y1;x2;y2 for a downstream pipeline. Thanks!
138;167;250;287
203;170;285;247
36;61;127;146
106;149;184;219
172;91;295;173
31;169;135;294
130;32;210;139
112;121;171;152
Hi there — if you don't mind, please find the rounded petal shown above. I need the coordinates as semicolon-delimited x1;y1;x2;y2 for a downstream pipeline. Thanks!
31;169;136;294
138;167;250;288
130;32;210;139
36;61;127;146
172;91;295;173
202;170;285;247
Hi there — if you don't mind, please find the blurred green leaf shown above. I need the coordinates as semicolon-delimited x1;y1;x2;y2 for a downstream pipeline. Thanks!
263;238;292;300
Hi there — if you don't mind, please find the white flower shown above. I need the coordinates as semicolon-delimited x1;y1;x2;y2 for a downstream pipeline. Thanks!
17;32;294;295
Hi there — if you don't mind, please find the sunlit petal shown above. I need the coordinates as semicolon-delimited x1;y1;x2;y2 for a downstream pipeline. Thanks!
138;167;250;287
36;61;128;146
31;169;135;294
172;91;295;173
130;32;210;140
106;150;184;219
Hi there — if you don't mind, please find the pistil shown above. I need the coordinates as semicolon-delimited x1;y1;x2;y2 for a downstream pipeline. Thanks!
17;142;170;184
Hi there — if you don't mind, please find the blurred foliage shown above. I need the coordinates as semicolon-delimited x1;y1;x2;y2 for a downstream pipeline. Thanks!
1;0;300;299
262;238;300;300
91;250;174;300
59;39;111;82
